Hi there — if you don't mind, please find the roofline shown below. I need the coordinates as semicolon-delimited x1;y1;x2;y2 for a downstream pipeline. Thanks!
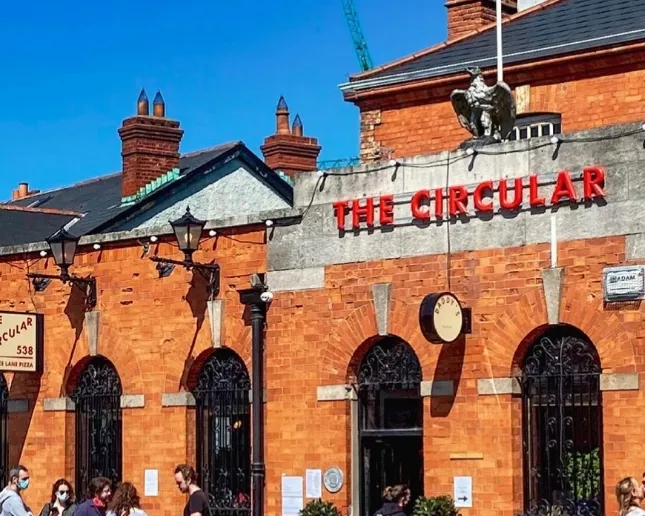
0;206;305;258
341;39;645;101
88;142;293;234
348;0;564;82
0;205;84;217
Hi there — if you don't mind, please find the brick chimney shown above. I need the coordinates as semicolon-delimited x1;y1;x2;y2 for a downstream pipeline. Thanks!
260;97;321;179
11;182;40;200
446;0;517;40
118;89;184;198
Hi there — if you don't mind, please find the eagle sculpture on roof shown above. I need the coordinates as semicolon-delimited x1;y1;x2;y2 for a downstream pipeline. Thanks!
450;67;516;149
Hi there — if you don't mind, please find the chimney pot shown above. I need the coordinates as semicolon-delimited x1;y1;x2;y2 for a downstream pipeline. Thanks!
18;183;28;198
275;95;291;135
153;91;166;118
292;114;303;137
137;89;150;116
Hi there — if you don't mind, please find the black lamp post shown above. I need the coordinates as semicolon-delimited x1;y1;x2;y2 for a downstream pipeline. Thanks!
150;206;220;299
238;273;273;516
27;227;97;310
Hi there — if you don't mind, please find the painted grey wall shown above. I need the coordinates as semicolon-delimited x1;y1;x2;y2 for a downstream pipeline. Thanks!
116;158;290;231
267;123;645;272
518;0;547;10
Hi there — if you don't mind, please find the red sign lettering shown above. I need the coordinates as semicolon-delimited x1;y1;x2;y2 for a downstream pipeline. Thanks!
332;168;606;230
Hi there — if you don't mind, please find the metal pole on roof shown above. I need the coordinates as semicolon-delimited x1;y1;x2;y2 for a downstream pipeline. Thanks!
496;0;504;82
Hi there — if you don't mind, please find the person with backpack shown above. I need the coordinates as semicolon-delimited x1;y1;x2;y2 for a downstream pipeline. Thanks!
38;479;76;516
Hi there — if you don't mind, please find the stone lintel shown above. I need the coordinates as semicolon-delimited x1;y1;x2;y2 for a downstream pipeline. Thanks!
7;399;28;413
207;299;224;348
84;311;100;356
120;394;145;409
43;397;75;412
600;373;639;391
477;377;521;395
420;380;454;397
317;385;356;401
267;267;325;292
161;392;196;407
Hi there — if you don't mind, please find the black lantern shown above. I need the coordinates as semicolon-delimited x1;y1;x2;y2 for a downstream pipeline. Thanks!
47;227;79;281
170;207;206;264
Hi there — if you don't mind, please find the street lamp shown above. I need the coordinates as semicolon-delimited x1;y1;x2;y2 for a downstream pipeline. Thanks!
150;206;220;299
27;227;97;310
170;207;206;264
47;227;79;281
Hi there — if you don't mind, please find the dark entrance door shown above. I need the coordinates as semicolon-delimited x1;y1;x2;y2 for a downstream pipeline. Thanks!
71;357;123;498
357;338;423;516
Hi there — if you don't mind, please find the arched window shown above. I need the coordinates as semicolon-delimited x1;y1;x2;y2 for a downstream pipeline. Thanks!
71;357;123;497
357;337;423;516
0;374;7;486
194;349;251;516
521;327;603;516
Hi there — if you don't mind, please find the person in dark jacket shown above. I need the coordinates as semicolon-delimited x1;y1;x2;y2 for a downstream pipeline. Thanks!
39;479;76;516
374;485;411;516
73;478;112;516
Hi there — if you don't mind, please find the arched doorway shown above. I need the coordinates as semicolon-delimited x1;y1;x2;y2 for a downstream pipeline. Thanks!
0;374;7;487
520;326;603;516
194;349;251;516
71;357;123;497
357;337;423;516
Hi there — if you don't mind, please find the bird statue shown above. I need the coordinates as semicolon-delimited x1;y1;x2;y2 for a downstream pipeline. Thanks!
450;67;516;149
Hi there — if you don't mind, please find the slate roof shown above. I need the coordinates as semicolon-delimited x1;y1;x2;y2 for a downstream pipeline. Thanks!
344;0;645;89
0;209;76;247
1;141;290;246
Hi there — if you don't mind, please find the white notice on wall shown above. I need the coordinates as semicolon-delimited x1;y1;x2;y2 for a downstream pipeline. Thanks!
144;469;159;497
306;469;322;498
282;476;304;516
453;476;472;508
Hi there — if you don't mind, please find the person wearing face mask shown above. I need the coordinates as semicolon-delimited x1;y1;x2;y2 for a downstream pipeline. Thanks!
74;478;111;516
0;465;32;516
39;479;76;516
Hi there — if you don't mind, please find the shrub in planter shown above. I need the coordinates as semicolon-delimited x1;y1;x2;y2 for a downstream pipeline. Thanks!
300;499;342;516
413;496;459;516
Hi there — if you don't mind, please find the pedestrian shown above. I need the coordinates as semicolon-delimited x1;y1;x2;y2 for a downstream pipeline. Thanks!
173;465;209;516
373;485;411;516
0;465;32;516
616;477;645;516
106;483;145;516
74;478;112;516
39;479;76;516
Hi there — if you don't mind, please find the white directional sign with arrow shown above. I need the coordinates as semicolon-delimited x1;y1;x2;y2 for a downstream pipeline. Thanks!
453;476;473;508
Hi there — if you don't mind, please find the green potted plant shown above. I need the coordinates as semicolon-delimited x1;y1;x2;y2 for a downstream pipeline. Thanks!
300;499;342;516
413;496;459;516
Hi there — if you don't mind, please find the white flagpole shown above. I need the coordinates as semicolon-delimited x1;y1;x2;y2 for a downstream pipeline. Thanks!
496;0;503;82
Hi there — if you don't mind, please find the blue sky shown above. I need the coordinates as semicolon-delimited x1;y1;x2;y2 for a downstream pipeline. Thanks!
0;0;446;197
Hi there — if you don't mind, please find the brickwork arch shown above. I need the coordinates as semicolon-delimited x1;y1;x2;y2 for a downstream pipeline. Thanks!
61;323;144;395
321;298;435;385
483;286;637;376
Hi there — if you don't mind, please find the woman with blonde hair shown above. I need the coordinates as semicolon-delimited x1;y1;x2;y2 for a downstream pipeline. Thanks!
616;477;645;516
105;483;146;516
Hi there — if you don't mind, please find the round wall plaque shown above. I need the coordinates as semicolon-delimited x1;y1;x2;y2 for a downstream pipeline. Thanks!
323;467;344;493
419;292;464;344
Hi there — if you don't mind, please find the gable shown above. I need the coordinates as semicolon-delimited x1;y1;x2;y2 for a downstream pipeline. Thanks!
108;157;291;232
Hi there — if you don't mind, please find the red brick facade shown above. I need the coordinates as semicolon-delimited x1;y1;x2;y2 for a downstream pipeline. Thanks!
0;227;265;516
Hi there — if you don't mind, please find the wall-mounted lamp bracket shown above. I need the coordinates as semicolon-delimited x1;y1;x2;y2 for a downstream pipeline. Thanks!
26;272;97;311
150;256;220;299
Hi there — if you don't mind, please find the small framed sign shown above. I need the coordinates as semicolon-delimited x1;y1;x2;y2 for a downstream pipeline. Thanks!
419;292;466;344
0;311;43;372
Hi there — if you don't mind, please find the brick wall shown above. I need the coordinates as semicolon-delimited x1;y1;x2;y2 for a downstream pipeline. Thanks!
353;50;645;161
264;235;643;516
0;226;265;516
